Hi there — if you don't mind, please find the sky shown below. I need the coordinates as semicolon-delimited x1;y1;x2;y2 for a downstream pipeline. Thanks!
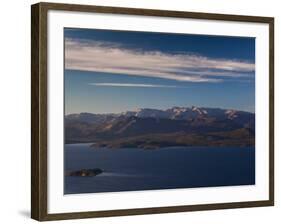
64;28;255;114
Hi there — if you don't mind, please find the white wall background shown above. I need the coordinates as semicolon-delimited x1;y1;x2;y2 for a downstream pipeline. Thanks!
0;0;279;223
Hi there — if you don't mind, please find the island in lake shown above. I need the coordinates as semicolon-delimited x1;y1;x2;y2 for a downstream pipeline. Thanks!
66;168;103;177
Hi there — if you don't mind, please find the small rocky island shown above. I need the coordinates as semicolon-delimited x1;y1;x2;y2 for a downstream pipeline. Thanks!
67;168;103;177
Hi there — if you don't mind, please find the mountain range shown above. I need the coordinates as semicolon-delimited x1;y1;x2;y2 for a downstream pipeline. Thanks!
65;106;255;149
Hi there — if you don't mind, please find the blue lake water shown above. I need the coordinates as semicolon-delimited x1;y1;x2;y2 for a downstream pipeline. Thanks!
64;143;255;194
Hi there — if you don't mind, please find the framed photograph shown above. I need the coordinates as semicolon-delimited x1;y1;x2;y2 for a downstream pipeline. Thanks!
31;2;274;221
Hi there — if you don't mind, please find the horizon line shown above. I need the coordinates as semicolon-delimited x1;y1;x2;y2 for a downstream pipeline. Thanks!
65;105;255;116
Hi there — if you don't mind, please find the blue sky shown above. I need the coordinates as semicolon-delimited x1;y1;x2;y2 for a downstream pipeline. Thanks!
64;28;255;114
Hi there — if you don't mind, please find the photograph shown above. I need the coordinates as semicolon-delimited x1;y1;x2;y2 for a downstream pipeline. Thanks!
30;2;274;221
64;28;256;194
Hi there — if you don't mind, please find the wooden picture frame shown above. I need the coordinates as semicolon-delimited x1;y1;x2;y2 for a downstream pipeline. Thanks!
31;2;274;221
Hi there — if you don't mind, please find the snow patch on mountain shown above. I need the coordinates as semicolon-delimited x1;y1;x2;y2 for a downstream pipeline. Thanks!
225;110;238;120
118;107;245;120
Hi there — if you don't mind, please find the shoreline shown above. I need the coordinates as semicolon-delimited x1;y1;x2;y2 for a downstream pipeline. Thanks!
65;143;255;150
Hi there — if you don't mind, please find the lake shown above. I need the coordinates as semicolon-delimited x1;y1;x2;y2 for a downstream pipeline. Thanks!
64;143;255;194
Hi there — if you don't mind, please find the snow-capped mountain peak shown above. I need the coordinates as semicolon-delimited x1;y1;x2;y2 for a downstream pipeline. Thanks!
112;106;250;121
191;106;207;115
225;109;238;120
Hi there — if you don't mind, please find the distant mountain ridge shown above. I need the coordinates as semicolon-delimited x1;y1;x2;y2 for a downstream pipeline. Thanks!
65;106;255;148
66;106;253;122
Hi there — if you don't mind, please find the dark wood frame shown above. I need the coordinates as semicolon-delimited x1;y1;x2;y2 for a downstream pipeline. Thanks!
31;2;274;221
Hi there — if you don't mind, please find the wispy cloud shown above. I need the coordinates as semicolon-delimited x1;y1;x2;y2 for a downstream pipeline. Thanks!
65;38;255;83
88;83;183;88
